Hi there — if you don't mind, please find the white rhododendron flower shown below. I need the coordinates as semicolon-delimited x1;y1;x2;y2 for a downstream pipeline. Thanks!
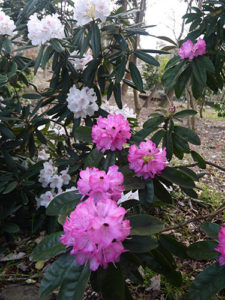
118;190;139;204
60;168;71;185
38;149;50;161
101;102;137;119
0;96;6;110
27;13;65;46
73;0;111;26
0;9;16;36
36;191;54;208
50;174;64;189
39;160;57;188
66;85;98;118
69;50;93;70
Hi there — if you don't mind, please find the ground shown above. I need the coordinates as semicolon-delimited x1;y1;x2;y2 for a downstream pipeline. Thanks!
0;94;225;299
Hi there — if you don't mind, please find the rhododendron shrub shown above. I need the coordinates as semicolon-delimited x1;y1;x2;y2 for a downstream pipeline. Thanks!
1;0;225;299
178;38;206;60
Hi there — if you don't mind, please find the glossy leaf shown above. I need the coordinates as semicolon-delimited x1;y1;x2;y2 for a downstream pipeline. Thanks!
128;214;164;235
187;241;219;260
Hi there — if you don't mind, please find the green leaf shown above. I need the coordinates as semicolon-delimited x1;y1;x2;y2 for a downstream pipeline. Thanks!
58;261;91;300
84;148;104;168
174;66;192;98
116;57;127;83
0;124;15;139
134;50;159;66
192;58;207;85
47;192;81;216
83;59;99;87
113;83;122;109
50;39;63;52
189;263;225;300
3;222;19;233
138;180;155;207
31;232;66;261
39;254;75;297
159;235;188;259
156;36;177;46
91;23;101;58
160;167;195;189
74;126;92;143
187;241;219;260
3;38;12;53
200;222;220;240
22;93;41;99
173;109;197;118
164;55;180;70
143;116;165;128
3;181;17;194
129;61;143;91
153;179;172;204
128;214;164;235
174;126;201;145
151;129;165;146
198;56;215;73
34;45;45;74
124;236;158;253
191;150;206;168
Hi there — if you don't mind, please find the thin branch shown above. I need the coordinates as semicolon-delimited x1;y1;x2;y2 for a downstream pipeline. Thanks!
161;204;225;233
174;161;225;172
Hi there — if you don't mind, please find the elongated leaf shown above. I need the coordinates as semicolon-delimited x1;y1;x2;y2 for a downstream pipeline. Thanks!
191;150;206;168
134;50;159;66
151;129;165;146
174;66;192;98
192;58;207;85
128;214;164;235
129;61;143;91
32;232;66;261
74;126;92;142
174;126;201;145
156;36;177;46
34;45;45;74
124;236;158;253
3;181;17;194
116;57;126;83
160;167;195;189
0;124;15;139
189;263;225;300
91;23;101;58
159;235;188;259
47;192;81;216
84;148;104;168
39;254;75;297
58;261;91;300
143;116;165;128
200;222;220;240
187;241;219;260
113;83;122;109
173;109;197;118
51;39;63;52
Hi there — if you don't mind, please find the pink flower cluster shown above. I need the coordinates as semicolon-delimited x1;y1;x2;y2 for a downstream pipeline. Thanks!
215;226;225;266
128;140;167;180
179;38;206;60
60;196;130;271
92;113;131;153
77;165;124;202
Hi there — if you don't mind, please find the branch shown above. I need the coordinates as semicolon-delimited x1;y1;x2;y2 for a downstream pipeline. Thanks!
161;204;225;233
174;161;225;172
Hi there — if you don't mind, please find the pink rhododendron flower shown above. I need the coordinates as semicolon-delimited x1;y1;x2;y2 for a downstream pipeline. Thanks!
128;140;167;180
77;165;124;202
179;40;195;60
215;226;225;266
179;38;206;60
60;197;130;271
92;113;131;153
193;38;206;57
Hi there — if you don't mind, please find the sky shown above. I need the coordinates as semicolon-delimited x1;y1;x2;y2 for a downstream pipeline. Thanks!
141;0;189;49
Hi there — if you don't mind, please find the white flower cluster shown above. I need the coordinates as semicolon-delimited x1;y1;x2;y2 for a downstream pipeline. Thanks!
38;148;50;161
69;51;93;70
36;159;75;208
66;85;98;118
73;0;111;26
0;96;6;110
27;13;65;46
0;9;16;36
101;102;137;119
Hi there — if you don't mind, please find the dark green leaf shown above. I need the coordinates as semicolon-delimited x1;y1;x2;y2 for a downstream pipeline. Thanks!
174;126;201;145
174;109;197;118
187;241;219;260
160;167;195;189
189;263;225;300
31;232;66;261
113;83;122;109
74;126;92;143
129;61;143;91
84;148;104;168
34;45;45;74
159;235;188;259
192;58;207;85
191;150;206;168
124;236;158;253
134;50;159;66
3;181;17;194
50;39;63;52
91;23;101;58
47;192;81;216
143;116;165;128
200;222;220;240
3;222;19;233
128;214;164;235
